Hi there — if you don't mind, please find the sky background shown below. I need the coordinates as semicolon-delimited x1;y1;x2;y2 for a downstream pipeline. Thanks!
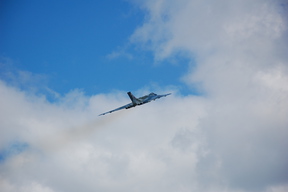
0;0;191;97
1;0;288;192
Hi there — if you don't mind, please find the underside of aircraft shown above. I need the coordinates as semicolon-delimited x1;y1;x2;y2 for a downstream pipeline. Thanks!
99;92;171;116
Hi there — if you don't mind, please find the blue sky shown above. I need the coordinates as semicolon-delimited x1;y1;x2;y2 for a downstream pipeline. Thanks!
0;0;190;97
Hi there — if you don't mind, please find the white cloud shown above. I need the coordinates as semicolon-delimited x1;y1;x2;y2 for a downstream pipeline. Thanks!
1;0;288;192
131;0;288;191
0;78;206;192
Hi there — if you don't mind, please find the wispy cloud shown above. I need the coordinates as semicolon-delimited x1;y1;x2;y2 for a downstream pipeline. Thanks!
106;49;134;60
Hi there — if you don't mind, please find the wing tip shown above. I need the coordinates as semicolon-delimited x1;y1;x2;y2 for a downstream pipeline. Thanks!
98;112;107;116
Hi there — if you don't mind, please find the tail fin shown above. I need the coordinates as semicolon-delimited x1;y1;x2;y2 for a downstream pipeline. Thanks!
127;92;141;105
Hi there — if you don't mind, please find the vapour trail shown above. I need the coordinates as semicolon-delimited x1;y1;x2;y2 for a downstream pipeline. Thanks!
33;111;128;154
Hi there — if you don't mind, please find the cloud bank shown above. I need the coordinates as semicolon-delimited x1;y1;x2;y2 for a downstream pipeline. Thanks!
1;0;288;192
131;0;288;191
